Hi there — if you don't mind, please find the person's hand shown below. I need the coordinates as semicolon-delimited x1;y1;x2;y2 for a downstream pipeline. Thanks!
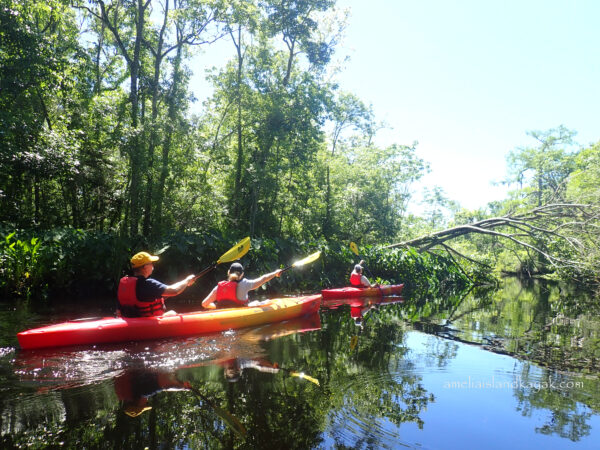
275;269;283;277
185;274;196;286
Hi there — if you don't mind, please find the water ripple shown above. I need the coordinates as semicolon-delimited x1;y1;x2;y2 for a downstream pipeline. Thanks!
326;371;424;449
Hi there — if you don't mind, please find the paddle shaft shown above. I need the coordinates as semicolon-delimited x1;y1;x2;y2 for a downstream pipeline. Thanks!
188;386;247;437
192;264;217;282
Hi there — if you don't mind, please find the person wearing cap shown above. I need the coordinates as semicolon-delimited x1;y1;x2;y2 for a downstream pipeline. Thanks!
349;260;376;287
117;251;195;318
201;262;282;310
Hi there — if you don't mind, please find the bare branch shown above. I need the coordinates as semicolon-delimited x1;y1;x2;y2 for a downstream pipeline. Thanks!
387;203;600;272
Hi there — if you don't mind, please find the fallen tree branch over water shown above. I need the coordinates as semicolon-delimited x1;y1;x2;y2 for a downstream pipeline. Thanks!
387;203;600;273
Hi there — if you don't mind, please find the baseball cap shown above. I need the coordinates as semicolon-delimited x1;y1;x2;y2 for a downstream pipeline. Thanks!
131;251;159;269
229;262;244;274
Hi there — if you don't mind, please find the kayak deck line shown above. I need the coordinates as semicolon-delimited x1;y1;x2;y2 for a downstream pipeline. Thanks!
17;294;322;350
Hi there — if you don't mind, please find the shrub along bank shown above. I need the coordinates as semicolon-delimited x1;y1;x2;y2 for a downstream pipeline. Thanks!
0;228;484;302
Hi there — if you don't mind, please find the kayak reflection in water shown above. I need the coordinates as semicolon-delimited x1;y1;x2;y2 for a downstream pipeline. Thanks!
202;262;282;310
114;368;191;417
117;251;196;318
351;303;377;329
349;260;378;288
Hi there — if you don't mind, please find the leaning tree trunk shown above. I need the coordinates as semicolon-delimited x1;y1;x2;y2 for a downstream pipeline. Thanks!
387;203;600;273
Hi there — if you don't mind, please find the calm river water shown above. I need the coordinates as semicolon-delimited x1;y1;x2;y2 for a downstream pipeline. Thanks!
1;278;599;449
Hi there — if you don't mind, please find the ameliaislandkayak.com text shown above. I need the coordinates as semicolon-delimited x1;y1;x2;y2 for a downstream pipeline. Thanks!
443;376;583;391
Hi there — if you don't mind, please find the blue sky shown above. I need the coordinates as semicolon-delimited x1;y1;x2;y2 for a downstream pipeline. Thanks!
333;0;600;210
191;0;600;212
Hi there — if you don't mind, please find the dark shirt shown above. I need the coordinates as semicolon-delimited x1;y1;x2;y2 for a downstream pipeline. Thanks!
136;276;167;302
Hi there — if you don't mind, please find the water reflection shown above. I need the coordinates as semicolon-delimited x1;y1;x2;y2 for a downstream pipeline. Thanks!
402;277;600;447
1;278;600;448
322;295;404;328
414;277;600;373
512;363;596;441
319;296;432;447
114;368;188;417
3;314;323;448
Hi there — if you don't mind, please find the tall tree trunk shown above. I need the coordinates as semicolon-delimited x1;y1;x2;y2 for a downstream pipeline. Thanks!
155;16;186;233
323;166;332;238
231;26;244;222
143;0;169;236
127;0;147;236
282;38;295;86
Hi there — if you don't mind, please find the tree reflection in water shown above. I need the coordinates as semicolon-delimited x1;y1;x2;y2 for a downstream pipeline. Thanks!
2;279;599;448
406;276;600;444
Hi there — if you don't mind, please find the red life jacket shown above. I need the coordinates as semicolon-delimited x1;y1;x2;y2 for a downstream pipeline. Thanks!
215;280;245;306
350;272;364;287
117;276;165;317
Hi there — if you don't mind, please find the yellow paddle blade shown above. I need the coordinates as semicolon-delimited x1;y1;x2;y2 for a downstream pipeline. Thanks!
290;371;320;386
292;251;321;268
217;237;251;264
350;242;359;256
350;335;358;351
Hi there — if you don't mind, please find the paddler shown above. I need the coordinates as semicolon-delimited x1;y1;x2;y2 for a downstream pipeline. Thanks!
349;260;377;287
117;251;196;318
201;262;282;309
114;368;191;417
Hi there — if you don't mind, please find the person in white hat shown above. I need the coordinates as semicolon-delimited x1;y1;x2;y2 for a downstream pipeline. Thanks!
349;260;376;287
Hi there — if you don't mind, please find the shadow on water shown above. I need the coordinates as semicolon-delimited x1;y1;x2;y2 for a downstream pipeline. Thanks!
0;278;599;448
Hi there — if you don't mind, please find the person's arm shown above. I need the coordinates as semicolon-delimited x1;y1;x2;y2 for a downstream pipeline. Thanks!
361;275;373;287
201;285;218;309
245;269;283;290
163;275;195;297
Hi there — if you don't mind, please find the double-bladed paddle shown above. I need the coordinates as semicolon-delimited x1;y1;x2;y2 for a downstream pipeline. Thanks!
193;237;251;281
281;251;321;273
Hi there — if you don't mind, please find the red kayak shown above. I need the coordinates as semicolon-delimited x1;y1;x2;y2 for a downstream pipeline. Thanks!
321;284;404;300
17;294;322;350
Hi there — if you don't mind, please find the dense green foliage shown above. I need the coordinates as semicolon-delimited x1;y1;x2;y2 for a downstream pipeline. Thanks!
2;1;599;298
0;228;475;300
0;0;456;299
0;0;426;243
